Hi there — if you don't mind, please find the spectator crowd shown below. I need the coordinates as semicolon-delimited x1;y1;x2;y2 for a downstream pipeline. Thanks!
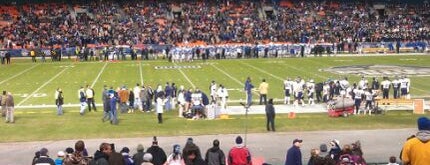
0;0;429;51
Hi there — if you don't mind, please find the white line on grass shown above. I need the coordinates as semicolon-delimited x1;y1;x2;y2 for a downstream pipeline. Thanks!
280;61;327;79
139;62;144;85
239;61;283;81
17;68;68;106
0;64;39;85
210;63;259;95
90;62;108;88
175;63;196;88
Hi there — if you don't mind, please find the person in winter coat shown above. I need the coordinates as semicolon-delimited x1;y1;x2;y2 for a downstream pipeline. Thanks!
146;136;167;165
132;144;145;165
401;117;430;165
265;98;275;132
121;147;134;165
228;136;252;165
91;143;111;165
205;139;226;165
307;149;325;165
285;139;303;165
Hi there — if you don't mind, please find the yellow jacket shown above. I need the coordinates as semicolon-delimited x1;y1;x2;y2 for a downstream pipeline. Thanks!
258;82;269;94
401;132;430;165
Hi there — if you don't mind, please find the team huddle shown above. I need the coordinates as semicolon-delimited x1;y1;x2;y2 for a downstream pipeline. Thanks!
283;75;411;114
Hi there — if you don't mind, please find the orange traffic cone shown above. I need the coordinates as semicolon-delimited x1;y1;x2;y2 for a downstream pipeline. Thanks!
288;112;296;119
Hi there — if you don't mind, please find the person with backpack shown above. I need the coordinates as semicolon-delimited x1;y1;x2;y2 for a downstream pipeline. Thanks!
205;139;226;165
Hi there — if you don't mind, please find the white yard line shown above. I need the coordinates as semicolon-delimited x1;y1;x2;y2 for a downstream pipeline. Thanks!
210;63;259;95
17;68;68;106
0;64;39;85
90;62;108;88
139;62;144;85
280;61;327;79
175;63;196;88
239;61;284;81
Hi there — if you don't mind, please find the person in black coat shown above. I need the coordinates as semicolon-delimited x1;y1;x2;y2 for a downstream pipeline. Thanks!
265;98;276;132
146;136;167;165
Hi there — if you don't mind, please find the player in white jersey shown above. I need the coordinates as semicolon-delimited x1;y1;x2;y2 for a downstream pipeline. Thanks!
133;83;142;111
392;76;400;99
306;79;315;105
403;75;411;99
216;84;229;114
323;82;330;102
293;78;305;106
380;77;391;99
339;77;350;94
364;89;374;115
353;87;364;115
209;80;217;102
399;76;409;98
358;76;368;90
283;78;293;104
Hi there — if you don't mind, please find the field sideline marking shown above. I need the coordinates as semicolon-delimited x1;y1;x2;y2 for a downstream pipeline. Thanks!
90;62;108;88
239;61;284;81
0;64;40;85
174;63;196;88
210;63;259;95
17;67;69;106
139;62;144;85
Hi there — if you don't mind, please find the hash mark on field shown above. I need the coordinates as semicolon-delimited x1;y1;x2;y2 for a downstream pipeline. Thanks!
175;63;196;88
0;64;40;85
17;68;68;106
239;61;283;81
91;62;108;88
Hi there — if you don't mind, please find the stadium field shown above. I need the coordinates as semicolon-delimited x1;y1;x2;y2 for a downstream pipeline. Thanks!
0;55;429;142
2;55;430;107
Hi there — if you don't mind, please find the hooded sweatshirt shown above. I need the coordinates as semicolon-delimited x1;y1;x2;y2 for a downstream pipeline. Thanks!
205;146;226;165
401;130;430;165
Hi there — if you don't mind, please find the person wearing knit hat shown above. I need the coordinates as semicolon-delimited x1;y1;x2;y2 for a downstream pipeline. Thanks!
142;153;154;165
228;136;252;165
401;117;430;165
55;151;65;165
132;144;145;165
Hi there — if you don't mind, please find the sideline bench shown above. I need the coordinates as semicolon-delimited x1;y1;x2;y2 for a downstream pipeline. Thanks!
376;98;425;114
377;98;413;106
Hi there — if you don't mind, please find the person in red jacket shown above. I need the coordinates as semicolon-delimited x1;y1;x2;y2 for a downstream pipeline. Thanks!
228;136;252;165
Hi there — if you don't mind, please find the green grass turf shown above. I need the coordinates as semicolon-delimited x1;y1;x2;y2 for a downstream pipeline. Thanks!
0;55;429;142
2;55;430;106
0;109;425;142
